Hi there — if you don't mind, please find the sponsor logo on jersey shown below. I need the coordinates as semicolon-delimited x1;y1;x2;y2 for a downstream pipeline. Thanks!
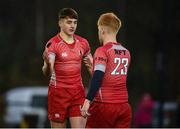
61;52;68;57
95;57;107;62
55;113;60;118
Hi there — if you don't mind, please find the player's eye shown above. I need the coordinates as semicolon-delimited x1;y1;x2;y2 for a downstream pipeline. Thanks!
67;21;72;24
74;21;77;25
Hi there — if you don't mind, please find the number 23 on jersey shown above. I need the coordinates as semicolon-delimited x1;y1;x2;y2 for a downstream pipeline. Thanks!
111;57;128;75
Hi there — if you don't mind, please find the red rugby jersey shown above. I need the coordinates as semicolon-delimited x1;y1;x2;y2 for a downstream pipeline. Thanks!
46;34;90;88
93;42;131;103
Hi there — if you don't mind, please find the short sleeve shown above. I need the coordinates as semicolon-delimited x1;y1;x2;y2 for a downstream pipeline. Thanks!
45;41;57;60
93;48;107;72
46;41;57;55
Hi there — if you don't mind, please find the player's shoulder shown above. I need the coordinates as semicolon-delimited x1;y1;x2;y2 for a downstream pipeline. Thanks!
117;43;131;56
48;34;61;44
46;34;62;47
95;46;107;55
74;34;88;43
113;42;130;52
97;43;112;52
120;44;130;53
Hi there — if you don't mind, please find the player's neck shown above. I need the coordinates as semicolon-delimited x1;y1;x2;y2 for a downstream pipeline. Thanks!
59;32;74;44
103;34;117;45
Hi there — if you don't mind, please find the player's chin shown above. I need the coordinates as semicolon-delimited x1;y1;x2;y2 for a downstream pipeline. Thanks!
68;30;75;35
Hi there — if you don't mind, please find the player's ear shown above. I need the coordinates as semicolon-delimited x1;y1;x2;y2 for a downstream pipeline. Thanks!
58;19;62;27
101;26;105;35
98;26;102;33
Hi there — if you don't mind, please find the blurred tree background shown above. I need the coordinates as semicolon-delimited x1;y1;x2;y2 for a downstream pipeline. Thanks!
0;0;180;127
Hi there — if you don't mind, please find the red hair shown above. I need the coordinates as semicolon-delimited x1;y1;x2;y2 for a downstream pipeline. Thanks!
97;13;121;33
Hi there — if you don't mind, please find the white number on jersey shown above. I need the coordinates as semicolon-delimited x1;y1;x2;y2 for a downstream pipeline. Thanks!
111;57;128;75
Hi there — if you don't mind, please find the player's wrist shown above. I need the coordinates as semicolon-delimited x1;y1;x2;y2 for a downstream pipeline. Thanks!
85;98;91;104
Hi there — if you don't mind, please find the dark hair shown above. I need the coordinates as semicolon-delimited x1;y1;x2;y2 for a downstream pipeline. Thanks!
58;8;78;20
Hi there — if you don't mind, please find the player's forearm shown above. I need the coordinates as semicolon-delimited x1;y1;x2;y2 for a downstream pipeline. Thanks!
49;63;54;76
86;70;104;101
42;63;54;77
87;67;93;76
42;62;50;76
84;54;93;75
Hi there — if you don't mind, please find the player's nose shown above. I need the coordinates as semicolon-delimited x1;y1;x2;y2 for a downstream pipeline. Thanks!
71;23;75;28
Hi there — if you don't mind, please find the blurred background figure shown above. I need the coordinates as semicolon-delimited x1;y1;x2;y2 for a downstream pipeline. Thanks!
134;93;155;128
